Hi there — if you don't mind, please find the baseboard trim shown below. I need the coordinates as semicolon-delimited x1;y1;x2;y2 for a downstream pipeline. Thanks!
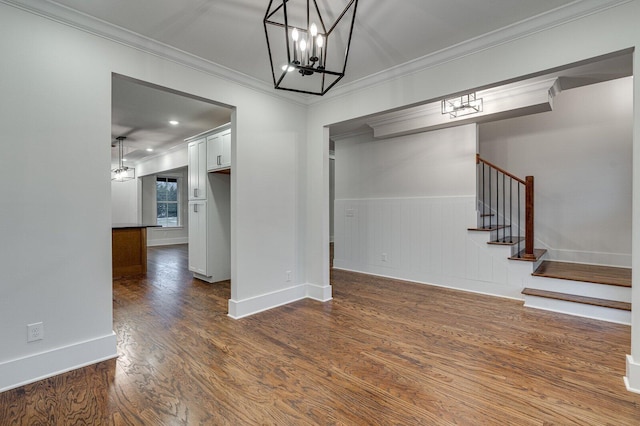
331;264;523;301
147;237;188;247
306;283;333;302
0;332;118;393
227;283;333;319
228;284;307;319
625;355;640;394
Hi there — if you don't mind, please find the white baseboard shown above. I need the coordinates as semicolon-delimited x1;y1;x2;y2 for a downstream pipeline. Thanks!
147;237;188;247
228;283;333;319
0;332;117;392
306;283;333;302
331;262;525;301
625;355;640;394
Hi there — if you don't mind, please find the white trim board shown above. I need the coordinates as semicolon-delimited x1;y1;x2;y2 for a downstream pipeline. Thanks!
0;332;118;393
625;355;640;394
228;283;332;319
0;0;630;105
147;237;188;247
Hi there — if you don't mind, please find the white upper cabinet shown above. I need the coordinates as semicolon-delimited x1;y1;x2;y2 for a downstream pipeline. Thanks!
207;126;231;172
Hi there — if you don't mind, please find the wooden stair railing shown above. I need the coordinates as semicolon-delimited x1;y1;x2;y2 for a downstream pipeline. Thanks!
476;154;535;259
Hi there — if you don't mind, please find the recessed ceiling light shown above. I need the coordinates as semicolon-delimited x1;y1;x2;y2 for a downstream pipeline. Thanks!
146;148;153;152
169;120;179;125
122;158;127;162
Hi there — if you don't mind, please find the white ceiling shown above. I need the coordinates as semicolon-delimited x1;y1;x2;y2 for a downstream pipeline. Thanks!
111;76;231;168
18;0;627;165
50;0;581;86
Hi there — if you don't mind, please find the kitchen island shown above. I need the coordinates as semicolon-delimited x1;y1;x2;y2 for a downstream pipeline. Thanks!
112;224;159;277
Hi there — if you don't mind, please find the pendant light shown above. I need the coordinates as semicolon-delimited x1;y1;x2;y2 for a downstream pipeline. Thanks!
111;136;135;182
264;0;359;96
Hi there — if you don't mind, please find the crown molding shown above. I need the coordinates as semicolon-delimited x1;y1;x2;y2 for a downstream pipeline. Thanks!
1;0;630;107
312;0;632;104
0;0;308;106
330;128;373;142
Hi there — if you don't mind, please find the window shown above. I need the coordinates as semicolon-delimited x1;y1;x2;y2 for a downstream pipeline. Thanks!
156;177;179;227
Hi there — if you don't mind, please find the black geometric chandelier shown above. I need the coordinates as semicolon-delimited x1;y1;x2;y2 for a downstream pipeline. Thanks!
263;0;358;96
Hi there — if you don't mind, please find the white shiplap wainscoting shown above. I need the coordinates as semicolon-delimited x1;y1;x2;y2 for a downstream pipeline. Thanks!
334;196;530;300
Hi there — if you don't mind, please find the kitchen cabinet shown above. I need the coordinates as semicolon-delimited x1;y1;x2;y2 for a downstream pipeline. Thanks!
188;200;207;276
206;125;231;171
188;138;207;200
185;124;232;283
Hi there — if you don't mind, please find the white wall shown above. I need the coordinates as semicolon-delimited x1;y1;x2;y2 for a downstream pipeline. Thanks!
479;77;633;267
137;144;190;245
111;179;138;224
0;4;116;390
329;157;335;242
140;168;189;246
0;2;307;391
335;125;477;199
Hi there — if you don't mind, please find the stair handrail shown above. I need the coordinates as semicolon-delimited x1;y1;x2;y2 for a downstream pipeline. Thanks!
476;154;535;259
475;154;525;185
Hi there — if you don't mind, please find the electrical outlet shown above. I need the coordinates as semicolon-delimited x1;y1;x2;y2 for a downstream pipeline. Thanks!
27;322;44;342
286;270;292;282
381;253;388;262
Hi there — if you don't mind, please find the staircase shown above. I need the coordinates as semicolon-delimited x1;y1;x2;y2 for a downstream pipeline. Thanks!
523;261;631;324
471;155;632;324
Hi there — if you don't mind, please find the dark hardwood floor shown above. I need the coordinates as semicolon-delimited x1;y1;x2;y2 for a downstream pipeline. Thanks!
2;244;640;424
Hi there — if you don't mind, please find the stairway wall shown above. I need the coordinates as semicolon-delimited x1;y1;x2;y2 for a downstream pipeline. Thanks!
334;124;528;298
333;196;530;299
479;77;633;267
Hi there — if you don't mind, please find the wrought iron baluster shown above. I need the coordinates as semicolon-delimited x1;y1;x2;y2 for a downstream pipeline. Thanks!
502;173;505;242
509;177;513;243
517;184;521;257
481;163;485;228
488;167;491;230
496;169;499;234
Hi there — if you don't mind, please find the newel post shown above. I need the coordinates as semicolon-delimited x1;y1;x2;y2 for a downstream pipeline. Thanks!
523;175;535;259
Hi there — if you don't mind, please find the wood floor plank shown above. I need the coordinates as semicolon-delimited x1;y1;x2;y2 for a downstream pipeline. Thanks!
1;244;639;424
533;260;632;287
523;288;632;311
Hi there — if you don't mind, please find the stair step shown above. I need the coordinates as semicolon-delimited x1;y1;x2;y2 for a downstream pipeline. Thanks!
522;288;631;311
488;237;525;246
468;225;510;232
533;260;631;287
509;248;547;262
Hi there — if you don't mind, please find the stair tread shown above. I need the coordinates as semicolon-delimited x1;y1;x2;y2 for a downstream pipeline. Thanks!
509;248;547;262
522;288;631;311
488;237;525;246
468;225;510;231
533;260;631;288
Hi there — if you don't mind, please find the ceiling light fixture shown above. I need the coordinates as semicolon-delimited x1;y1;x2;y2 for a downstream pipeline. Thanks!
263;0;359;96
442;92;483;118
169;120;179;125
111;136;135;182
